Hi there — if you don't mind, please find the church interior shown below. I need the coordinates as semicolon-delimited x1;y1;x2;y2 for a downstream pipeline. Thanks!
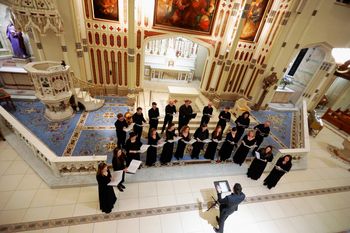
0;0;349;232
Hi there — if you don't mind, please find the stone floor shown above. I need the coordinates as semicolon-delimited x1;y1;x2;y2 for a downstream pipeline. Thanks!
0;127;349;233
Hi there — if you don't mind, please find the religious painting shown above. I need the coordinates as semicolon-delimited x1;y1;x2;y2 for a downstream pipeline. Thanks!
153;0;220;35
240;0;269;42
92;0;119;21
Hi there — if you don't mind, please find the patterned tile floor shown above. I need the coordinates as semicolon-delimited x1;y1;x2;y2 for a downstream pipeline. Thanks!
0;127;349;233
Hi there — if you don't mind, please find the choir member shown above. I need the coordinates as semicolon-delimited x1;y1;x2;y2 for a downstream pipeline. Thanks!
161;99;176;134
191;124;209;159
200;101;213;126
253;121;271;153
114;113;128;148
247;145;274;180
112;148;127;192
264;154;292;189
233;130;256;166
96;162;117;213
218;127;239;162
235;111;250;140
132;107;146;140
148;102;160;135
124;132;142;166
178;99;193;133
160;123;177;164
204;126;223;160
175;125;191;160
217;107;231;132
146;128;160;166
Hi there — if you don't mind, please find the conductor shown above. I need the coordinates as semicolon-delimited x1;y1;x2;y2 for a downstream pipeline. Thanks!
214;183;245;233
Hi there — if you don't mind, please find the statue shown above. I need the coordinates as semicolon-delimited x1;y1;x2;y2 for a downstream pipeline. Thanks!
254;72;279;110
6;24;29;59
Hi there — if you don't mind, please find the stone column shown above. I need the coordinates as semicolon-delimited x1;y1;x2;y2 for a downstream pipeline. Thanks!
31;28;46;60
127;0;136;106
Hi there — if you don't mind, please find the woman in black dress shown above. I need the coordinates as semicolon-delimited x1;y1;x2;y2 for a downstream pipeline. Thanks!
204;126;222;160
233;130;256;166
112;148;127;192
264;154;292;189
218;127;239;162
124;132;142;166
247;145;273;180
160;123;177;164
191;124;209;159
96;162;117;213
235;111;250;140
175;125;191;160
146;128;160;166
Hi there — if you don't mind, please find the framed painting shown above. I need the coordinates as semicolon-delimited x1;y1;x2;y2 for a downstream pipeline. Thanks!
92;0;119;21
240;0;270;42
153;0;220;35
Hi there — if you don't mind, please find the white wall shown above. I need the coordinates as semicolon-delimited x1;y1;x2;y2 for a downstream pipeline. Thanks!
326;77;350;110
194;45;207;81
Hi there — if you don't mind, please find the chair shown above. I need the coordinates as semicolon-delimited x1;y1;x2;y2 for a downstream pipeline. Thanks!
231;98;251;117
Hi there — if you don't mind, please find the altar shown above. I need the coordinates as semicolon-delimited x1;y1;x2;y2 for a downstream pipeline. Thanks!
271;86;295;103
150;64;194;82
0;66;33;90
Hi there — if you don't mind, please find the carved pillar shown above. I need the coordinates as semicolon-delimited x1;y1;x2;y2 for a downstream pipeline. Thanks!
127;0;136;105
31;29;46;60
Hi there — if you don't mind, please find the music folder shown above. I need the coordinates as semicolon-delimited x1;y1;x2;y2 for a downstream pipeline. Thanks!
127;159;142;174
190;113;197;119
214;180;231;196
108;170;123;186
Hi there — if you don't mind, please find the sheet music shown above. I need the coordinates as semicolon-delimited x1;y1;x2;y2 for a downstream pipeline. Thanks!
123;123;135;132
168;136;182;143
183;138;197;144
202;139;212;143
151;141;166;148
213;139;224;143
107;170;123;186
219;181;229;193
137;145;150;153
255;151;261;159
127;159;142;174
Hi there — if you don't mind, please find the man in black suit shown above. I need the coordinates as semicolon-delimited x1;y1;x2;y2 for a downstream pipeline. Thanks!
200;101;213;126
148;102;160;135
178;99;193;133
214;183;245;233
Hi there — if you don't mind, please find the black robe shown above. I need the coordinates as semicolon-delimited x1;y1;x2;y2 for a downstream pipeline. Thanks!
114;119;128;148
200;106;213;126
191;127;209;159
175;132;191;159
247;148;273;180
112;156;126;185
217;111;231;131
146;133;160;166
161;104;176;133
148;107;160;132
178;104;193;132
235;116;250;140
132;113;146;139
264;157;292;189
124;139;142;166
233;135;256;165
253;124;270;151
160;129;176;164
218;132;239;161
204;131;222;160
96;170;117;213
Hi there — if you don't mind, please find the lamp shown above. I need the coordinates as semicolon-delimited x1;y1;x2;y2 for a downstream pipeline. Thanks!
331;48;350;73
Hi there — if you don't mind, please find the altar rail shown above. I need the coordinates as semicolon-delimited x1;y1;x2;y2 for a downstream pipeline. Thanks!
0;106;107;177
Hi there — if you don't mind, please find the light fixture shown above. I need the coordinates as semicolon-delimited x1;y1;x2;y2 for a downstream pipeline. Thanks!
331;48;350;74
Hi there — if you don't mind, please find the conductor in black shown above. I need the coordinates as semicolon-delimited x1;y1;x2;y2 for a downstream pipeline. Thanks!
214;183;245;233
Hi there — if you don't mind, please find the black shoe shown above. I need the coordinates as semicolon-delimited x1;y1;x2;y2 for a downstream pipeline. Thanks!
213;227;219;233
117;186;124;192
216;216;219;224
120;184;126;189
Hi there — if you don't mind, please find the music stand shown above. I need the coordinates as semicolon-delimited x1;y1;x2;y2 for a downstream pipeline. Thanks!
207;180;231;211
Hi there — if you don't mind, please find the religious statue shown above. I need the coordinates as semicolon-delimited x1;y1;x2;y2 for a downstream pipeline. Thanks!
6;24;29;59
254;72;279;110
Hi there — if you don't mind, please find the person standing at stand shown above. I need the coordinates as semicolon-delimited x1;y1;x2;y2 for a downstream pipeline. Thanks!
217;107;231;132
148;102;160;135
204;126;222;160
253;121;271;153
218;127;239;162
161;100;176;134
112;148;127;192
178;99;193;133
264;154;292;189
233;130;256;166
124;132;142;166
247;145;274;180
114;113;128;149
96;162;117;214
235;111;250;140
132;107;147;140
200;101;213;126
213;183;245;233
160;123;177;164
175;125;191;160
146;128;160;166
191;124;209;159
